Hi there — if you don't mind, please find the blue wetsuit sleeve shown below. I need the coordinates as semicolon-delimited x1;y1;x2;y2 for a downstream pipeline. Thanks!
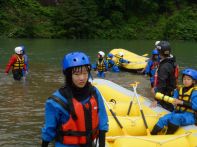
144;60;152;74
172;89;179;99
95;88;109;131
120;58;129;63
41;100;58;142
104;61;108;71
41;91;70;142
191;90;197;111
23;54;29;71
91;63;96;70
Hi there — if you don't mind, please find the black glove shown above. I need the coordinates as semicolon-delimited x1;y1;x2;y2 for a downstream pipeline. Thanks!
41;140;49;147
99;130;106;147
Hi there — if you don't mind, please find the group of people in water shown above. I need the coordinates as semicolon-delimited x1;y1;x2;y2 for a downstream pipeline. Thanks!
92;50;130;78
4;41;197;147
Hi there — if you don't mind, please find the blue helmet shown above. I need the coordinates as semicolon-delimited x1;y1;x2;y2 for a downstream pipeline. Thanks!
152;49;159;55
62;52;90;70
182;68;197;80
20;45;25;51
108;53;113;58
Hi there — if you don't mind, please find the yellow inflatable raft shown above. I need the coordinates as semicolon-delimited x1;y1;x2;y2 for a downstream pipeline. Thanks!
109;48;149;70
92;79;197;147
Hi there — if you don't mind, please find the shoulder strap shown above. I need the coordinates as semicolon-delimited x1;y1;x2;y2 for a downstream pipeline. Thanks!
59;87;78;120
48;95;70;111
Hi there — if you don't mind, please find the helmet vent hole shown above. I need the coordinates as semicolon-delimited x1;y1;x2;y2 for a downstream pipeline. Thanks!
73;58;77;62
82;57;85;60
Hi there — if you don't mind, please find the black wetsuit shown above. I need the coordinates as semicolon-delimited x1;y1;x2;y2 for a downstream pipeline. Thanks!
157;57;176;111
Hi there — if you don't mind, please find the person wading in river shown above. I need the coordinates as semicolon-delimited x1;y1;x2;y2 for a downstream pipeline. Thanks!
5;46;27;81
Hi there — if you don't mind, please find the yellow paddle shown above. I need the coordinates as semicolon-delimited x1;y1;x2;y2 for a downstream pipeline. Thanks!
130;82;151;136
142;53;148;57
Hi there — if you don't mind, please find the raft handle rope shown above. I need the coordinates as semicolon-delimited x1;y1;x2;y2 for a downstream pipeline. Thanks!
106;132;191;144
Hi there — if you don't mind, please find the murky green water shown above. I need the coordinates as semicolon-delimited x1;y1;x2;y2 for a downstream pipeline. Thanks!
0;39;196;146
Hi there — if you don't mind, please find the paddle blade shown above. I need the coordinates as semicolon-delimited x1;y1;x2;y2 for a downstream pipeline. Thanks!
142;53;148;57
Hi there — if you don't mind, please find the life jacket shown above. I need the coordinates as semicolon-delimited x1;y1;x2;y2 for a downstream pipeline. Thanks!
13;55;24;70
96;59;106;72
153;68;159;88
49;87;99;145
175;86;197;113
150;61;159;76
174;64;179;87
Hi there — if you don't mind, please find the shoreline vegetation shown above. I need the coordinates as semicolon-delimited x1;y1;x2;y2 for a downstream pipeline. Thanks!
0;0;196;40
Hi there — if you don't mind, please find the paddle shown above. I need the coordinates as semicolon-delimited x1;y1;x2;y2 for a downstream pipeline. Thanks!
100;93;128;135
127;93;135;116
142;53;148;57
130;82;151;136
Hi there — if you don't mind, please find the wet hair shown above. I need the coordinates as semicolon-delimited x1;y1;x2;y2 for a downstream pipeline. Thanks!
63;65;91;86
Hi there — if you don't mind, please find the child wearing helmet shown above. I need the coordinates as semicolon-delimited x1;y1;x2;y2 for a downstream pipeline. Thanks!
151;68;197;135
41;52;108;147
5;46;27;81
92;51;108;78
106;53;115;70
141;49;160;93
112;52;130;72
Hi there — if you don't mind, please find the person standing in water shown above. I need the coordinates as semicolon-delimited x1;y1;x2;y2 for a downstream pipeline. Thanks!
41;52;109;147
5;46;26;81
92;51;108;78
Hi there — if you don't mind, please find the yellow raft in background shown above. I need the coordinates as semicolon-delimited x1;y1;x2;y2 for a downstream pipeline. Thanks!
109;48;149;70
92;79;197;147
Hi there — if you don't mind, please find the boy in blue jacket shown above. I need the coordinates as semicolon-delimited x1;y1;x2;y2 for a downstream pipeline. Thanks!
151;68;197;135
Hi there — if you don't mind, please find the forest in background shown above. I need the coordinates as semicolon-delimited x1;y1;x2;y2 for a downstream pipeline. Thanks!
0;0;196;40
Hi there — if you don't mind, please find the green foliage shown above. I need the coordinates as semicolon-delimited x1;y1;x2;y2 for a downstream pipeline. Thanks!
163;7;197;40
0;0;196;40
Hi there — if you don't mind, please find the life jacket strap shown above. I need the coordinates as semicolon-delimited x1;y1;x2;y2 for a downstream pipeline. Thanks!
48;95;70;111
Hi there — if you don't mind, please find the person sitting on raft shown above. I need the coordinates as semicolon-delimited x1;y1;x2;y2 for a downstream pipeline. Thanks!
151;68;197;135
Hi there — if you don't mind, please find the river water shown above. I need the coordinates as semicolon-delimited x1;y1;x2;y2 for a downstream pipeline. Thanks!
0;39;196;146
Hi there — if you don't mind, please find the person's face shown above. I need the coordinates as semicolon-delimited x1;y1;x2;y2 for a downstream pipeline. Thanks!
72;66;89;88
98;54;102;58
153;54;159;59
183;75;194;87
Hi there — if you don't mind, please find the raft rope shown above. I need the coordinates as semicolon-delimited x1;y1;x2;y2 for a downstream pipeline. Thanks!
106;132;192;144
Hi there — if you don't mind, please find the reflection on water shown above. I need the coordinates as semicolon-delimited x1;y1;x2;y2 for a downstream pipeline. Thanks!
0;66;64;146
0;39;196;146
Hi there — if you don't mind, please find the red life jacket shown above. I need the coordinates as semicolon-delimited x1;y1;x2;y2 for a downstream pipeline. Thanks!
150;61;159;70
174;64;179;87
51;94;99;145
